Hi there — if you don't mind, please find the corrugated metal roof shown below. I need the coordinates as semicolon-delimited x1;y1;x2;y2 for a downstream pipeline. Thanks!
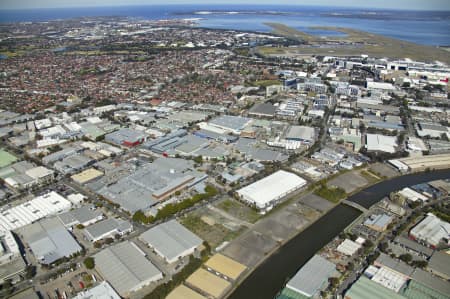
94;241;162;296
139;219;202;262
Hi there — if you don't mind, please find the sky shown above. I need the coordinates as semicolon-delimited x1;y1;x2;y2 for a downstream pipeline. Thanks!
1;0;449;10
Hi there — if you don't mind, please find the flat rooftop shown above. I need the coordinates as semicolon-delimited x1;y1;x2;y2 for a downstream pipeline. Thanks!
186;268;231;299
204;254;247;281
166;285;207;299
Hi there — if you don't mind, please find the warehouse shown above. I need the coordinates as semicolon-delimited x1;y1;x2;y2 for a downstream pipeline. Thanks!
364;214;393;232
94;241;163;297
139;219;202;264
54;154;94;175
57;205;103;228
166;285;207;299
97;158;201;213
0;191;71;232
0;231;26;284
84;218;132;242
20;217;82;265
337;239;362;256
394;154;450;172
248;103;277;118
282;255;336;298
204;254;247;281
72;281;121;299
285;125;317;144
236;170;307;211
0;149;17;168
344;276;405;299
186;268;231;299
365;134;397;153
71;168;104;184
409;213;450;248
208;115;252;135
105;128;147;147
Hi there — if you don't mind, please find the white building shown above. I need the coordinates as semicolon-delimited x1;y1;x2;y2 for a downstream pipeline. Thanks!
72;281;121;299
237;170;307;211
0;191;71;232
410;213;450;248
366;134;397;153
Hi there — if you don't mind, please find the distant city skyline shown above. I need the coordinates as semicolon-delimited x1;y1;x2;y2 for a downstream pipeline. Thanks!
1;0;450;10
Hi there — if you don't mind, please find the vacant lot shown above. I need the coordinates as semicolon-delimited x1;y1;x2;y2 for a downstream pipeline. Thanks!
181;213;245;249
327;171;369;194
299;193;335;212
216;198;261;224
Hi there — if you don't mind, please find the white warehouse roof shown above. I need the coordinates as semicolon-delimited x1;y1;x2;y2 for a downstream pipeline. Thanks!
366;134;397;153
0;191;71;233
410;213;450;247
237;170;307;210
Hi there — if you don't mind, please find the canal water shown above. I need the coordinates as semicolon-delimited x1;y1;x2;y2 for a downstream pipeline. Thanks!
229;169;450;299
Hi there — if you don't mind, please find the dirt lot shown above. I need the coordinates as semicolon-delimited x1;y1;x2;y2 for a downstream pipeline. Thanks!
223;230;279;268
215;198;261;224
327;171;369;194
181;211;245;249
299;193;335;212
369;163;400;179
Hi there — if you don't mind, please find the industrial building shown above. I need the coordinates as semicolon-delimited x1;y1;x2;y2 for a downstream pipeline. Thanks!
392;154;450;172
20;217;82;265
248;103;277;118
285;125;317;144
0;231;26;283
72;281;121;299
84;218;132;242
0;161;54;190
57;205;103;228
105;128;147;147
237;170;307;211
0;191;71;232
409;213;450;248
204;253;247;281
337;239;362;256
364;214;393;232
71;168;104;184
94;241;163;297
278;255;336;299
166;285;207;299
428;251;450;280
139;219;202;263
207;115;252;135
186;268;231;299
365;134;397;153
344;276;405;299
0;149;18;168
97;158;206;213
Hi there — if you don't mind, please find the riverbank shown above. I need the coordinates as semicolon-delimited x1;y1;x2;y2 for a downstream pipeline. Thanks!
227;168;450;299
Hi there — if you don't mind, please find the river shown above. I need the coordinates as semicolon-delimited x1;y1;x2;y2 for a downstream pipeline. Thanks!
228;169;450;299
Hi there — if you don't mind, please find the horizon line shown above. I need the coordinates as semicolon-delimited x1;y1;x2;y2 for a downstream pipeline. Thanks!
2;3;450;12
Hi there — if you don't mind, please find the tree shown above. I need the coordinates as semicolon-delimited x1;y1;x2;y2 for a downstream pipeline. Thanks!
399;253;412;263
83;257;95;269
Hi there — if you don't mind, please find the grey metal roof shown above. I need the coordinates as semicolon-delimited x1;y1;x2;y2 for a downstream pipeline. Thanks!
249;103;277;116
411;268;450;297
428;251;450;278
375;253;415;276
57;206;102;227
139;219;202;262
286;255;336;297
97;158;200;212
21;217;82;264
209;115;251;131
94;241;162;296
84;218;132;241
